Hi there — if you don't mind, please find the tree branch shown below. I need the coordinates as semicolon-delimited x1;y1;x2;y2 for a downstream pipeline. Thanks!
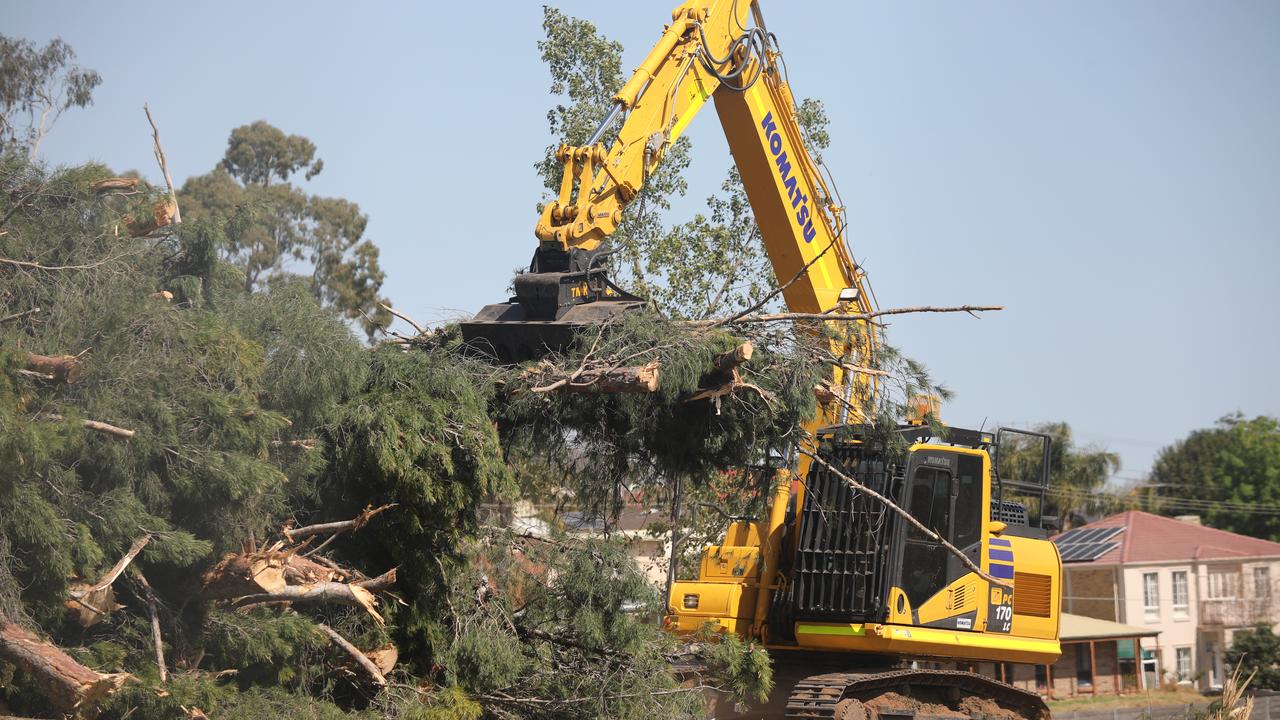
282;504;397;543
317;623;386;687
0;307;40;324
69;535;151;600
130;569;167;683
143;104;180;226
711;234;842;327
377;302;424;336
709;305;1003;325
231;582;385;625
43;414;135;439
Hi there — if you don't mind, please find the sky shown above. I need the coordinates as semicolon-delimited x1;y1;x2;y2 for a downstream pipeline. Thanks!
9;1;1280;484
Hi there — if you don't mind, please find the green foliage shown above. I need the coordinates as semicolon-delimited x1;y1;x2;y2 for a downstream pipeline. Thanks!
1225;623;1280;691
427;531;762;719
0;34;101;157
1151;414;1280;539
223;120;325;186
181;122;390;337
319;343;514;662
498;312;822;512
0;155;370;716
97;674;362;720
202;610;328;688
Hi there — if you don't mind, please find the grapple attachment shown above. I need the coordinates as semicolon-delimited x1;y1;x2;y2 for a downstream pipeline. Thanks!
460;248;644;363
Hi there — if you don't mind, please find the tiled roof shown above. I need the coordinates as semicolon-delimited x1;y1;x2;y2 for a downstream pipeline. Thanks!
1057;511;1280;564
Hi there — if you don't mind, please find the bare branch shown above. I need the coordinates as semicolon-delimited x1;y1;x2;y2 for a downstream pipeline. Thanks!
0;307;40;324
282;503;397;543
317;623;386;687
69;535;151;600
43;414;135;439
378;302;425;336
130;569;167;683
143;104;180;226
711;234;842;327
709;305;1003;326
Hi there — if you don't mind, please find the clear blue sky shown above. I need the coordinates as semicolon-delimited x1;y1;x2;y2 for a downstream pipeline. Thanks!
10;1;1280;483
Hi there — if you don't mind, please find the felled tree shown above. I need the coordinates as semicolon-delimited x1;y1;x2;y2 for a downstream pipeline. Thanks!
0;154;373;717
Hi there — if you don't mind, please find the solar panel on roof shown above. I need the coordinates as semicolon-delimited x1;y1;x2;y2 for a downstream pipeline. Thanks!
1053;526;1123;549
1054;528;1084;544
1060;541;1118;563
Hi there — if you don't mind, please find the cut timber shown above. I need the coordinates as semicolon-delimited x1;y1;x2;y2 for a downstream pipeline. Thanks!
365;645;398;676
125;199;178;237
566;361;660;394
200;552;287;600
22;352;81;383
232;582;384;625
92;177;140;192
281;554;345;585
354;567;397;592
712;341;753;373
0;618;131;712
43;413;136;439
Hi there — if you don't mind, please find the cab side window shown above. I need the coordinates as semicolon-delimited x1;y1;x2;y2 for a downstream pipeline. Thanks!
953;455;983;549
907;466;951;538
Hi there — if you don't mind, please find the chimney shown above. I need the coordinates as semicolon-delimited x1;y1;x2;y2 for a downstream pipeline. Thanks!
1175;515;1202;526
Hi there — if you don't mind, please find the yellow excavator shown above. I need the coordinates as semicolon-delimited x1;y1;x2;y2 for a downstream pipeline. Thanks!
462;2;1063;718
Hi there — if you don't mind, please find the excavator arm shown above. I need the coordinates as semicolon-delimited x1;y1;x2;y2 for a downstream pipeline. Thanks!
465;0;876;387
464;0;882;637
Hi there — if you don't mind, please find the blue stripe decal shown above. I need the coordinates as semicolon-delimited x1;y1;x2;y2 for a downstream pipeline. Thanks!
989;538;1012;547
989;563;1015;579
988;549;1014;562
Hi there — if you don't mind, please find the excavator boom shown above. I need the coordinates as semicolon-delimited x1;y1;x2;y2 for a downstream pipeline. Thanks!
464;3;1064;718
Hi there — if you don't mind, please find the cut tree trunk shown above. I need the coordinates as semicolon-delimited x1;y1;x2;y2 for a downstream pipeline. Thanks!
22;352;81;383
567;361;660;394
712;342;753;373
232;582;384;624
0;618;131;713
200;552;287;600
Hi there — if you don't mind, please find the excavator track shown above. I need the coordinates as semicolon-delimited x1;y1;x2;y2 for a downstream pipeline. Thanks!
784;668;1050;720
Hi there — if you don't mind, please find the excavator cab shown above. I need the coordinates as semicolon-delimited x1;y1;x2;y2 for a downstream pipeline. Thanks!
671;424;1062;662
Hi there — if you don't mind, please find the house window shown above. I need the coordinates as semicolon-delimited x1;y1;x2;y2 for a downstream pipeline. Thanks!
1076;645;1094;688
1255;566;1271;598
1172;571;1189;617
1143;572;1160;620
1207;571;1239;600
1175;646;1193;682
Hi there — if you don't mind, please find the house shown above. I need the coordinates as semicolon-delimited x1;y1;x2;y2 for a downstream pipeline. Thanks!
1056;511;1280;691
974;613;1159;697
